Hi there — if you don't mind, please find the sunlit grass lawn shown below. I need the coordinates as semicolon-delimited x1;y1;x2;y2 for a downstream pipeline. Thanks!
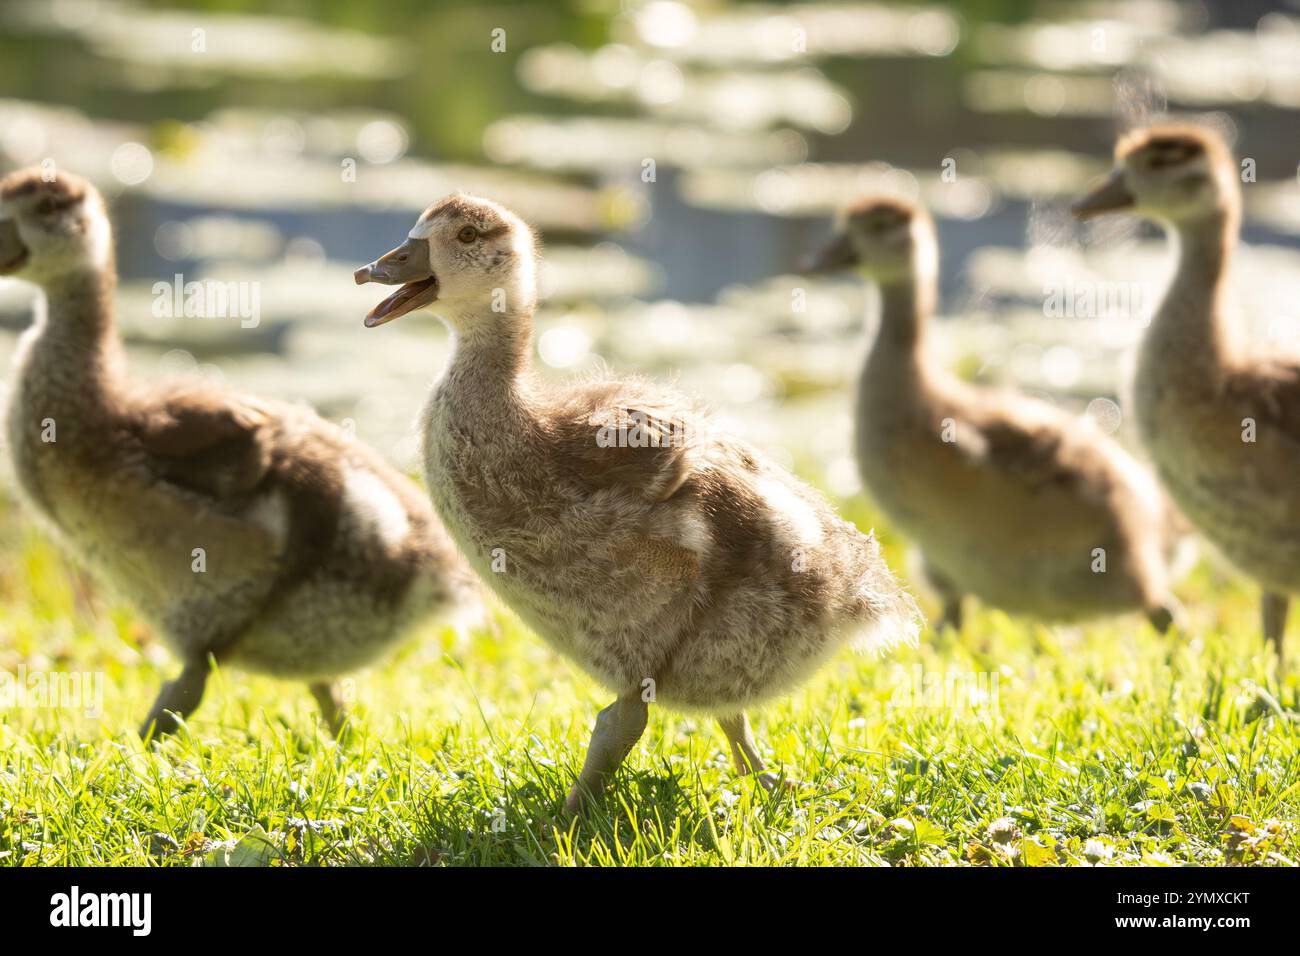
1;488;1297;867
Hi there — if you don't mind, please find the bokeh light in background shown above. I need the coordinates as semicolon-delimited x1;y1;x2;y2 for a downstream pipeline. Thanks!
1;0;1299;482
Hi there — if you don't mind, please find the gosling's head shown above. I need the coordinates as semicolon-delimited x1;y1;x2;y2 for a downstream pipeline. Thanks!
804;195;936;285
0;168;112;286
355;193;537;328
1073;124;1237;225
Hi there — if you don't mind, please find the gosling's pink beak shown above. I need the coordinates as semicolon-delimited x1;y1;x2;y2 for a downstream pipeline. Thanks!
355;238;439;327
800;231;858;275
1072;170;1135;219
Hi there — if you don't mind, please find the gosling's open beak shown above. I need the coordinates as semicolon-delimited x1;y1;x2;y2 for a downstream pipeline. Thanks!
1072;170;1135;220
354;237;438;327
800;231;858;275
0;218;29;275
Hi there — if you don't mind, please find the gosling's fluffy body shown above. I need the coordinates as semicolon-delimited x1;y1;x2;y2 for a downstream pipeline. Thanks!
421;370;916;712
1080;126;1300;647
818;197;1177;625
1;169;478;726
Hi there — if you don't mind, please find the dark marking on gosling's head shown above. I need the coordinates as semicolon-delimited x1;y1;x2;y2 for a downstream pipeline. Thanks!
1115;123;1230;167
843;195;921;231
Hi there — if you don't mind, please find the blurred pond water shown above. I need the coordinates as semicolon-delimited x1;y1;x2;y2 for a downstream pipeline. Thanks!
1;0;1299;492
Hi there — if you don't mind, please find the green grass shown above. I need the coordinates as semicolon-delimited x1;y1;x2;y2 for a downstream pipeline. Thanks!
1;490;1297;867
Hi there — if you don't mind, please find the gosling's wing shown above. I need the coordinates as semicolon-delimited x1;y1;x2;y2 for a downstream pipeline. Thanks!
926;394;1140;555
1226;358;1300;461
943;384;1093;494
943;374;1161;522
1216;358;1300;528
131;384;275;499
968;415;1083;490
546;380;704;503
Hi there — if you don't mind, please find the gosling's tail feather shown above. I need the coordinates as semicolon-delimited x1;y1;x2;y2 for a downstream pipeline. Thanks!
846;578;923;656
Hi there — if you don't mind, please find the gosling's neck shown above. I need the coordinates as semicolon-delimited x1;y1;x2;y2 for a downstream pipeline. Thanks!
26;264;125;390
438;299;538;422
864;260;936;384
1146;201;1239;373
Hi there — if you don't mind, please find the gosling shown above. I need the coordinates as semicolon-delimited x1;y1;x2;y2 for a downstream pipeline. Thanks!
356;193;920;811
1074;125;1300;655
806;195;1181;631
0;168;480;737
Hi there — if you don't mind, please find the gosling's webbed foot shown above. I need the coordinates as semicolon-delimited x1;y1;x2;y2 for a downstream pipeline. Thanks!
563;786;591;816
718;711;798;797
139;706;183;740
1146;597;1189;635
139;659;210;741
755;771;800;794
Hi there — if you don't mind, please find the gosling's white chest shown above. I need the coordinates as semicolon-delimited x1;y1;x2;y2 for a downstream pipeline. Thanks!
5;325;54;498
4;329;103;544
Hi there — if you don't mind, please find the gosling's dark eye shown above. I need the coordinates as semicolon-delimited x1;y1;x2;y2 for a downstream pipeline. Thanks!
457;225;478;244
1147;148;1194;171
35;198;56;216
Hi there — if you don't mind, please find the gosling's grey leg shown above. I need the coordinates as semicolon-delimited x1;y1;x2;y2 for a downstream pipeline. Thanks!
936;595;964;634
718;712;787;793
139;659;209;740
565;689;649;814
309;681;348;738
922;561;963;632
1262;592;1288;656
